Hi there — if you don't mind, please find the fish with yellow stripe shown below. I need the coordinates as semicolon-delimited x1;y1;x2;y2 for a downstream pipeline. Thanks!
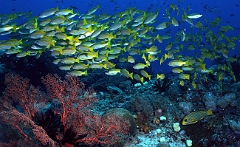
182;109;213;125
0;3;239;84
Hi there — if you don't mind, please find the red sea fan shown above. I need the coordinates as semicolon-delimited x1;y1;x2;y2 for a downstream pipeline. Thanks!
0;73;130;147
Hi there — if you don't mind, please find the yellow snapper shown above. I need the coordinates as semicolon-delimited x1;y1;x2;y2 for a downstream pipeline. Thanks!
92;41;111;50
0;42;15;50
39;7;58;18
156;22;170;30
187;13;202;19
121;69;133;79
78;51;98;60
61;57;79;64
55;9;73;16
89;63;107;69
0;24;17;33
16;51;31;58
50;16;67;25
30;30;46;39
168;60;187;67
5;49;21;54
86;4;100;15
133;62;149;70
39;19;52;26
103;61;116;69
171;17;179;26
69;70;88;76
109;22;123;31
105;69;121;76
77;45;93;52
179;80;184;86
157;73;165;80
59;65;72;70
72;63;89;70
144;11;158;24
145;46;159;55
182;109;213;125
172;68;183;73
192;81;197;89
182;66;194;71
61;47;77;56
35;38;55;47
133;74;144;83
127;56;135;63
140;70;151;80
178;73;190;80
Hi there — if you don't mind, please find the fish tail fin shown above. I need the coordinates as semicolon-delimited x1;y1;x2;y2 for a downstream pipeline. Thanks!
129;72;134;80
106;40;111;49
207;109;213;115
140;77;144;83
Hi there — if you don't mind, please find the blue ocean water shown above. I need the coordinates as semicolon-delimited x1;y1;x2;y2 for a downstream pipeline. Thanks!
1;0;239;74
1;1;240;146
1;0;240;31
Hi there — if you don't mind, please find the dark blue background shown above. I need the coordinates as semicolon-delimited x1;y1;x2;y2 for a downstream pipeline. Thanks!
0;0;239;74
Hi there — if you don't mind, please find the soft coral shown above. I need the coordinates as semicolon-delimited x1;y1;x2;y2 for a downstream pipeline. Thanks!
0;73;130;147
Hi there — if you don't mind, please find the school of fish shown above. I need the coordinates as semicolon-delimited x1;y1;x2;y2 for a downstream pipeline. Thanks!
0;3;239;87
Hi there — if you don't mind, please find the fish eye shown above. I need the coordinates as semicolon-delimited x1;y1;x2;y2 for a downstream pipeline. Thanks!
184;119;188;122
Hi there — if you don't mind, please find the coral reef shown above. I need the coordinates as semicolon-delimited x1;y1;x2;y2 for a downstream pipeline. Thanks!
153;77;173;93
0;73;130;147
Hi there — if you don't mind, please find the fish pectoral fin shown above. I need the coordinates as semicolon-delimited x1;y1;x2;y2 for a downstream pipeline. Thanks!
191;118;198;123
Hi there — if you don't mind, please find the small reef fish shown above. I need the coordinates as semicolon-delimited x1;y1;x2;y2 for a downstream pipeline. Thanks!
0;4;238;83
187;13;203;19
182;109;213;125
